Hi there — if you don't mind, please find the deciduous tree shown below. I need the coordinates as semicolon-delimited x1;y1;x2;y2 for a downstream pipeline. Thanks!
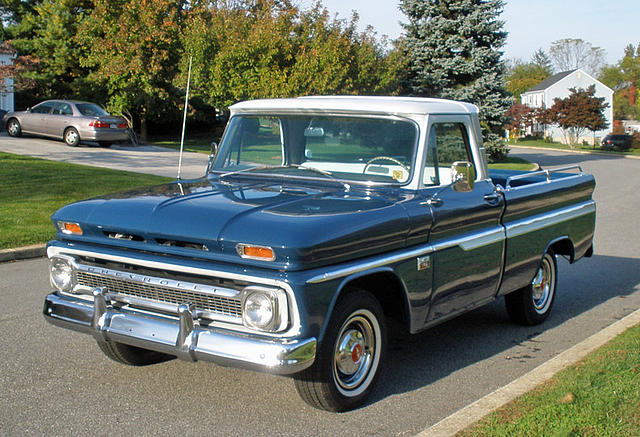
600;43;640;120
78;0;186;141
548;85;608;147
549;38;606;76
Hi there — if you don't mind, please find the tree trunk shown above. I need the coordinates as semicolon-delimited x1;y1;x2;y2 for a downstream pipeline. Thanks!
140;117;148;143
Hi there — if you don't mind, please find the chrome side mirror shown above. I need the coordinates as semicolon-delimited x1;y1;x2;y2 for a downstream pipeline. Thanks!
451;161;475;192
206;142;218;174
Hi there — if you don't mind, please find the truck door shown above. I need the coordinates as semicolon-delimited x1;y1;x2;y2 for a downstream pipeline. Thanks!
421;118;505;323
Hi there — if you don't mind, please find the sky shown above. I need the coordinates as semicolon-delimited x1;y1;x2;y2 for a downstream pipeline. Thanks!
298;0;640;67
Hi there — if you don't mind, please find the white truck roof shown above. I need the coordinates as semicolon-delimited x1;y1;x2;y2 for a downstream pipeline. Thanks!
229;96;479;116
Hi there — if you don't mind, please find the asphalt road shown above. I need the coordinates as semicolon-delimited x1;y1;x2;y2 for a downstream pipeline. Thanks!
1;146;639;436
0;131;210;179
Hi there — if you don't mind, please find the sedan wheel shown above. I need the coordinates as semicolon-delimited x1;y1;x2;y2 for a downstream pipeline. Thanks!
7;119;21;137
64;127;80;147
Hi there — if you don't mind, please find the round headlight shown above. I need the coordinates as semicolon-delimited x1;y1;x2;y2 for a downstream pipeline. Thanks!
50;257;73;292
243;291;276;331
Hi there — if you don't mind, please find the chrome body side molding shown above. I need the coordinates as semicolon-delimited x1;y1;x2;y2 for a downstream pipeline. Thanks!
505;201;596;238
307;226;505;284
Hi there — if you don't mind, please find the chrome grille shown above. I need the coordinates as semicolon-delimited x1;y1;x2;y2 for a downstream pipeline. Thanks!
75;271;242;318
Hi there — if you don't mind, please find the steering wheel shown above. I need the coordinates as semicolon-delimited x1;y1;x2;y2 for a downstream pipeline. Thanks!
362;156;410;181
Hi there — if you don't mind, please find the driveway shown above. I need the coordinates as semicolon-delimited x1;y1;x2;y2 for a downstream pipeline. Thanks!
0;132;210;179
0;146;639;436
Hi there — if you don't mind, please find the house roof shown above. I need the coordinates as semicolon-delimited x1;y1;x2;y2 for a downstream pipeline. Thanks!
524;70;576;93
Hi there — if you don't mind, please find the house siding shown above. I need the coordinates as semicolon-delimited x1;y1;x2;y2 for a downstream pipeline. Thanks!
521;69;614;145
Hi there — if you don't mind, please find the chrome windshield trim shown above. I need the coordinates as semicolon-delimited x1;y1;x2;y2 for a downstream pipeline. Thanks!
306;226;505;284
211;112;421;188
46;246;301;338
506;200;596;238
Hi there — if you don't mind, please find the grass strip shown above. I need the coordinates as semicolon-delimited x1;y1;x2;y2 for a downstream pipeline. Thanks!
0;152;172;249
459;323;640;436
509;139;640;156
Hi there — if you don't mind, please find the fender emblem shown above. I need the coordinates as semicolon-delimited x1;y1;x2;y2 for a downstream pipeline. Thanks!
417;256;431;271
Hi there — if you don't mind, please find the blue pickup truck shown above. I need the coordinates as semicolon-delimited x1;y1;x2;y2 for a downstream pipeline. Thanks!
44;97;596;411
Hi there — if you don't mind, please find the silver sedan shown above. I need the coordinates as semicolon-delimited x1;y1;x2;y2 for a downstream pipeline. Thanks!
2;100;129;147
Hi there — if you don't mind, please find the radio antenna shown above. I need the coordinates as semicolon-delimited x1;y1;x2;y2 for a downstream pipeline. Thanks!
177;56;192;180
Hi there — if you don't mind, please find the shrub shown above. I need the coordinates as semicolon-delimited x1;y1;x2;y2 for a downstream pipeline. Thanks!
484;140;510;162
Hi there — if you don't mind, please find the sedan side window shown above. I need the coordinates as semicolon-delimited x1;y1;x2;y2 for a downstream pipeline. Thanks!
423;122;474;186
31;103;54;114
53;102;73;116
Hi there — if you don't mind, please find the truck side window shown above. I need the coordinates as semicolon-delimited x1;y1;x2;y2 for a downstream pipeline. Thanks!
423;122;474;186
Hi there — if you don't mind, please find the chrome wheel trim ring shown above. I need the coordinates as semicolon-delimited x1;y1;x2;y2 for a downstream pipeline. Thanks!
532;254;554;314
332;309;381;397
65;129;78;145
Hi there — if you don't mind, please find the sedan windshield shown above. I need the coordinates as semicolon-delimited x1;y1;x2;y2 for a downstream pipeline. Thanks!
211;115;418;184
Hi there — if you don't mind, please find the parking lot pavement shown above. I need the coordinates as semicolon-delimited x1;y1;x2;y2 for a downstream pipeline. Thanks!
0;132;210;179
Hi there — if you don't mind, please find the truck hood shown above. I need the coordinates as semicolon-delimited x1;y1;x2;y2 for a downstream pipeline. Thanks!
52;178;413;270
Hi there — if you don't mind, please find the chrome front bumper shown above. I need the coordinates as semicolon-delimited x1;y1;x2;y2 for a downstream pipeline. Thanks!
43;289;316;375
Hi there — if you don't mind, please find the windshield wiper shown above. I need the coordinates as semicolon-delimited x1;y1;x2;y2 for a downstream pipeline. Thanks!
287;164;351;191
217;165;280;180
216;164;350;191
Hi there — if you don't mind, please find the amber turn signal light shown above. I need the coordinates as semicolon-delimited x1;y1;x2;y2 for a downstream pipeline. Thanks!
236;244;275;261
57;221;83;235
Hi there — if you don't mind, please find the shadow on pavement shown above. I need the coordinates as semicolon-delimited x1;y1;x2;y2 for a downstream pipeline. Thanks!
369;253;640;405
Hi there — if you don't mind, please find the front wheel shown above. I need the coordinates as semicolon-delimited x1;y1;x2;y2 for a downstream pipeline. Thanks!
505;250;557;325
7;118;21;137
294;289;386;412
64;127;80;147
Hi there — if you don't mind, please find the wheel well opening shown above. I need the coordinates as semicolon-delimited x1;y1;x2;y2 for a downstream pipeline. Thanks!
343;272;408;331
550;238;574;262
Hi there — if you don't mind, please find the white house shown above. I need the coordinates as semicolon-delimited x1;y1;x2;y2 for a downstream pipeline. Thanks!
1;42;17;114
520;69;614;144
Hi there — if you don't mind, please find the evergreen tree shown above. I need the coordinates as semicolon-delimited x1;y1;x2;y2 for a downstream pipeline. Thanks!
400;0;512;160
531;48;553;73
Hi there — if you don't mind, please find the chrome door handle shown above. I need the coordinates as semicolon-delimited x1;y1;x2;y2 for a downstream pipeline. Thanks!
421;197;443;207
483;193;502;204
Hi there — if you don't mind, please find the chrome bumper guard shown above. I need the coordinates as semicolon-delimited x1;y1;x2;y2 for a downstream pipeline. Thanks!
43;288;316;375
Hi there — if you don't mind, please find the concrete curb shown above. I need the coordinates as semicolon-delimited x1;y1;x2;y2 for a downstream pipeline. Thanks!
0;244;46;263
416;308;640;437
509;144;640;160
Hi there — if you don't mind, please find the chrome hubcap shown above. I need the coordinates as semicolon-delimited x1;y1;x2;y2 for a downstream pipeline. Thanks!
532;256;553;313
8;121;18;135
66;130;78;144
333;315;375;391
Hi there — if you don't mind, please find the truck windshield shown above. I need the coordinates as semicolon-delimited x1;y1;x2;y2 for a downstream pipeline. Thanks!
211;115;418;185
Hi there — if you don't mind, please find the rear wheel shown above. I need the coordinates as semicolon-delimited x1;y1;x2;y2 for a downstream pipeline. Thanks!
294;289;386;412
96;339;173;366
7;118;21;137
64;127;80;147
505;250;557;325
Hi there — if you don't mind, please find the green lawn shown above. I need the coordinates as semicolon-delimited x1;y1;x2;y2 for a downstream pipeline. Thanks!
0;152;171;249
509;139;640;156
488;156;537;171
0;151;534;250
459;323;640;436
151;133;219;154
